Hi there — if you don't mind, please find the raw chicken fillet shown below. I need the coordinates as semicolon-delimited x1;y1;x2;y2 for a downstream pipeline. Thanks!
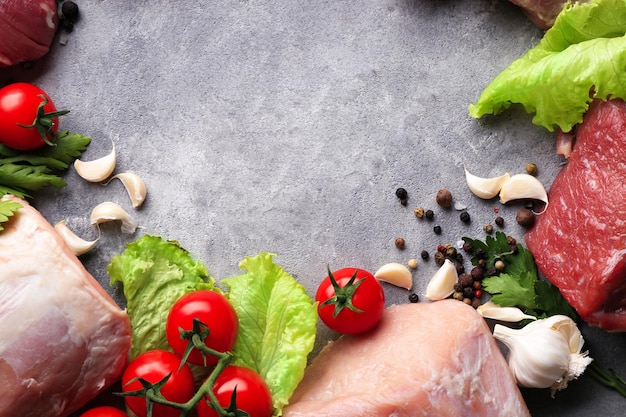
0;196;131;417
526;99;626;331
283;300;530;417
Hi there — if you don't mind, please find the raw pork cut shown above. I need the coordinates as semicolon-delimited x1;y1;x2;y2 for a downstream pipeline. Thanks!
0;0;59;67
526;99;626;331
283;300;530;417
0;196;131;417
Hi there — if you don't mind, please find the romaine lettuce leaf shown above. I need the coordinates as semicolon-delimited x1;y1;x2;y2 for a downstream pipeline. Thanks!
469;0;626;132
107;235;216;359
221;253;317;416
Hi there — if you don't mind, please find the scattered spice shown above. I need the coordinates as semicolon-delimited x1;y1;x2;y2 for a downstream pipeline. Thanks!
420;250;430;261
460;211;471;223
526;162;538;176
516;208;536;228
425;209;434;220
413;207;424;218
483;224;494;234
433;251;445;266
394;237;406;249
495;216;504;227
436;189;453;208
408;293;419;303
433;225;442;235
395;187;408;206
407;258;418;269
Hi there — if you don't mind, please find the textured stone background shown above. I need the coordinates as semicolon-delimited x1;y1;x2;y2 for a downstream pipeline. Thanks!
2;0;626;415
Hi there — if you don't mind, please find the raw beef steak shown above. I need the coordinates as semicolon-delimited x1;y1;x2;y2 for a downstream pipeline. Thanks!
526;99;626;331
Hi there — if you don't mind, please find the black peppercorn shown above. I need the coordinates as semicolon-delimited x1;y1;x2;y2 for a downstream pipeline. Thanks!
425;209;434;220
409;293;419;303
395;187;408;205
62;1;80;21
433;225;442;234
495;216;504;227
420;250;430;261
460;211;471;223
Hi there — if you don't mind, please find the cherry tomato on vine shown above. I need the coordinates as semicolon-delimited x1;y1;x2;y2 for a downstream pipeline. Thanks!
196;365;273;417
79;406;128;417
121;350;195;417
0;82;69;151
315;267;385;334
166;290;238;366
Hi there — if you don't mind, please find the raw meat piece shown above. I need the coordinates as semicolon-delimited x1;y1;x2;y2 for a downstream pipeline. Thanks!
526;99;626;331
283;300;530;417
0;196;131;417
508;0;588;29
0;0;59;67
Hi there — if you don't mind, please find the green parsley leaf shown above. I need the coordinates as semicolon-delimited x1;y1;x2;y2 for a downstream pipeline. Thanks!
463;231;578;320
0;199;22;231
0;131;91;198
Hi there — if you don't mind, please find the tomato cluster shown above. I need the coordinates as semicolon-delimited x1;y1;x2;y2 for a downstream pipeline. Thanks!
81;290;272;417
0;83;68;151
315;267;385;334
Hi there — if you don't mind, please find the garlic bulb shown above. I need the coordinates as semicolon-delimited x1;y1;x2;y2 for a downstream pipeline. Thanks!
477;301;537;322
464;168;510;199
108;172;147;208
493;315;593;396
425;259;458;301
74;143;116;182
90;202;138;234
374;262;413;290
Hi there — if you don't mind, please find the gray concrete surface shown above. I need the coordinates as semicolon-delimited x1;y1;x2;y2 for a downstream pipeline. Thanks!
2;0;626;415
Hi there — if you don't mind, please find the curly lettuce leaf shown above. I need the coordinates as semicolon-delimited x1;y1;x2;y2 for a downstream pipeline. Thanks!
221;253;317;416
107;235;216;359
469;0;626;132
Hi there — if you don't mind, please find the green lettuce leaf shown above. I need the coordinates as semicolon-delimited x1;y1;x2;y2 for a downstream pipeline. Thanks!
107;235;216;359
221;253;317;416
469;0;626;132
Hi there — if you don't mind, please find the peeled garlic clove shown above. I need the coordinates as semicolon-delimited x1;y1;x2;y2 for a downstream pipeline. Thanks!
374;262;413;290
74;143;116;182
109;172;147;208
499;174;548;207
425;259;458;301
465;168;511;199
54;220;100;255
477;301;537;322
90;202;138;234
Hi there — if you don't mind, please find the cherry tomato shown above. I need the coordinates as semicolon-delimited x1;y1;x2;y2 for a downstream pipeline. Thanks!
121;350;195;417
315;267;385;334
196;365;272;417
0;83;68;151
79;406;128;417
166;290;238;366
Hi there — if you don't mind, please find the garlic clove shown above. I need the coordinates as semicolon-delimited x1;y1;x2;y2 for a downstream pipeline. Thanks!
499;173;549;208
477;301;537;322
465;168;511;199
374;262;413;290
54;220;100;255
90;202;138;234
74;143;116;182
108;172;147;208
425;259;458;301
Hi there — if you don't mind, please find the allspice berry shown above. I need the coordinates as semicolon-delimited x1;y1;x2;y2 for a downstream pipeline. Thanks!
436;189;453;208
516;208;536;228
395;237;406;249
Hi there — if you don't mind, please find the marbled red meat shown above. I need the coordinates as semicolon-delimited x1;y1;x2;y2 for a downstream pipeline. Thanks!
526;99;626;331
0;0;59;67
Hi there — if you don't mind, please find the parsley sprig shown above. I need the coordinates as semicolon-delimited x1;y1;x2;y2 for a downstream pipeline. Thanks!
462;231;578;320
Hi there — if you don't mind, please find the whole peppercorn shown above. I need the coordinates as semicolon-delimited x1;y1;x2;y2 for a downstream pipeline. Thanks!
446;246;457;258
454;282;463;292
470;266;485;281
434;251;445;266
409;293;419;303
394;237;406;249
462;241;473;253
420;250;430;261
495;216;504;227
395;187;408;205
425;209;434;220
516;208;536;228
62;1;80;21
473;280;482;290
507;236;517;246
436;189;453;208
462;287;474;299
477;258;486;268
495;259;506;271
413;207;424;218
460;211;471;223
526;162;538;176
407;258;418;269
459;273;473;288
453;291;464;301
433;225;442;235
455;253;464;264
483;224;494;234
455;262;465;274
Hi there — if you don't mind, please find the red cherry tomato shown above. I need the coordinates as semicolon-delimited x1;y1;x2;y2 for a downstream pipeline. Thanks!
196;365;272;417
79;406;128;417
0;83;68;151
121;350;195;417
315;267;385;334
166;290;238;366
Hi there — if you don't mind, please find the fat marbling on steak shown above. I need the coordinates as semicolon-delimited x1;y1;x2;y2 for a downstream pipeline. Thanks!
283;300;530;417
526;99;626;331
0;196;131;417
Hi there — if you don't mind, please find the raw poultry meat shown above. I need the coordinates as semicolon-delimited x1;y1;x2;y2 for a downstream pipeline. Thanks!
0;196;131;417
526;99;626;331
283;300;530;417
0;0;59;67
